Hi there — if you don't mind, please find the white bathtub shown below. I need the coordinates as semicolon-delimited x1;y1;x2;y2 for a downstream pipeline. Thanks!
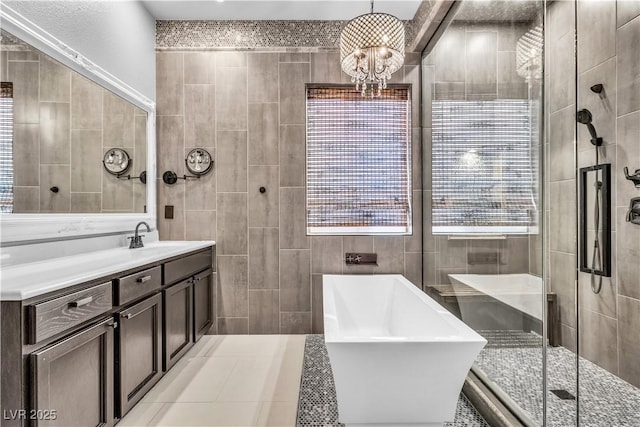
448;273;544;321
323;274;487;427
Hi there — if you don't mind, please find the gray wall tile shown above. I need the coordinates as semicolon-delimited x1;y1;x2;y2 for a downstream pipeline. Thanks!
216;52;247;67
156;115;184;179
70;193;101;213
217;131;247;192
374;236;405;273
617;207;640;300
218;317;249;335
248;165;279;227
404;252;422;288
217;255;249;317
103;91;134;148
13;124;39;186
249;227;279;289
618;296;640;386
14;186;39;212
311;274;324;334
185;210;216;241
577;58;617;150
549;179;577;254
216;66;247;130
157;180;185;240
279;187;309;249
280;249;311;312
248;103;279;165
617;1;640;27
185;84;216;147
71;130;102;192
217;193;248;255
310;51;342;83
8;60;39;123
577;0;616;73
279;62;309;125
465;31;498;95
249;290;279;334
156;52;184;115
579;309;618;374
311;236;343;274
549;107;576;182
280;125;306;187
184;52;213;84
280;312;311;334
617;15;640;116
39;55;70;102
248;53;279;103
40;102;70;164
617;111;640;206
550;251;577;328
71;74;102;130
40;165;70;213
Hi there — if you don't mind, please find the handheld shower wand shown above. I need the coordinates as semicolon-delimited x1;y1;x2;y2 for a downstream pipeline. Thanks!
576;109;603;147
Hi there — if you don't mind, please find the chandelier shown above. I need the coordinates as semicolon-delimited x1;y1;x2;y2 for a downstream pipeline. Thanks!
339;0;405;97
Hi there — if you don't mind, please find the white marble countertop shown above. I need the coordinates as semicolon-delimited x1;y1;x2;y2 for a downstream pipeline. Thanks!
0;240;215;301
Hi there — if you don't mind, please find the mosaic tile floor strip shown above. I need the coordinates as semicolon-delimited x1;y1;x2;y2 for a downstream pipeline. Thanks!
296;335;489;427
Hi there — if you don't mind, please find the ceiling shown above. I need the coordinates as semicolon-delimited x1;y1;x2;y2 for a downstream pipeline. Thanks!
141;0;422;21
454;0;542;22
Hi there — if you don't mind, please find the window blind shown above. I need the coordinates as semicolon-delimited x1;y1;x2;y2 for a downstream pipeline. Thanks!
306;86;411;235
431;99;537;234
0;82;13;213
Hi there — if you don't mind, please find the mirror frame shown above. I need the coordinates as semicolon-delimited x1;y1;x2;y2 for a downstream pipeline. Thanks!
0;5;157;244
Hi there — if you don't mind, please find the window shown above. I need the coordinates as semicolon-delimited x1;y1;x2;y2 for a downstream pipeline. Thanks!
431;99;537;234
0;82;13;213
306;86;411;235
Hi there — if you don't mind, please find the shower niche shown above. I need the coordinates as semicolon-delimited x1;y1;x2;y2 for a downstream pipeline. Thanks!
579;163;612;278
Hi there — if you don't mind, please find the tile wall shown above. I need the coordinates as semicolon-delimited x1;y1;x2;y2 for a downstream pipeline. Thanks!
546;0;640;387
2;38;147;214
156;50;422;334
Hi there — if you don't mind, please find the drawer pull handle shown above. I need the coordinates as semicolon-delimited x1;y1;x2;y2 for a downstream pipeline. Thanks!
136;275;152;283
69;296;93;308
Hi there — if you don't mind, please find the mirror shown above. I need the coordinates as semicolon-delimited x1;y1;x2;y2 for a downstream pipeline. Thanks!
0;29;148;214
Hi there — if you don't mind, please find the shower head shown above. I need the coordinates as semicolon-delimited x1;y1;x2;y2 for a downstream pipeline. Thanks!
576;109;603;146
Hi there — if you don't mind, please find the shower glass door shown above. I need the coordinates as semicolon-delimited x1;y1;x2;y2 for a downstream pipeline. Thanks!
571;0;640;425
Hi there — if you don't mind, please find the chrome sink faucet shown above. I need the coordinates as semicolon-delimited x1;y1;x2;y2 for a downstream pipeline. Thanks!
129;221;151;249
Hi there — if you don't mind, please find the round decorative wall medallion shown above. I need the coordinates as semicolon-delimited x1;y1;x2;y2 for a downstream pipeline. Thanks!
103;148;131;176
185;148;213;176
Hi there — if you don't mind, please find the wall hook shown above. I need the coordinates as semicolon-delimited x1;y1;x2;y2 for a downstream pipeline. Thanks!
627;197;640;225
624;167;640;188
49;186;59;193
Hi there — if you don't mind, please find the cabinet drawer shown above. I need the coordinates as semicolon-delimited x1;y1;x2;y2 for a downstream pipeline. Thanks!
29;282;113;344
164;249;213;285
115;266;162;305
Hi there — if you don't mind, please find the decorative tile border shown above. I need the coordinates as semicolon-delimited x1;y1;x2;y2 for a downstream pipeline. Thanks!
296;335;489;427
156;1;430;50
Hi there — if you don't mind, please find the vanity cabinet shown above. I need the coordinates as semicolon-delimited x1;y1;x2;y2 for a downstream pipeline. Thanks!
193;269;215;342
30;317;114;427
0;245;215;427
115;293;163;418
163;280;193;371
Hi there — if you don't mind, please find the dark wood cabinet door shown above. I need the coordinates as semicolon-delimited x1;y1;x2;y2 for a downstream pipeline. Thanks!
30;317;114;427
116;293;163;418
192;269;214;342
163;279;193;371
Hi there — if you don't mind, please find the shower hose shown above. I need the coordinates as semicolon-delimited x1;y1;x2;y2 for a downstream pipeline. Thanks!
591;148;603;294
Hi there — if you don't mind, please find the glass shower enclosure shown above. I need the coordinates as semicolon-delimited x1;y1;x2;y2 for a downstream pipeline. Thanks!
421;0;640;425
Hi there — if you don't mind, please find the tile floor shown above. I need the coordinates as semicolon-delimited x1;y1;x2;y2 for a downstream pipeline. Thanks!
118;335;306;427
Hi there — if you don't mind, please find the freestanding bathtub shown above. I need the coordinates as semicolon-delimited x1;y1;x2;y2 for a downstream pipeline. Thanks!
323;274;487;427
